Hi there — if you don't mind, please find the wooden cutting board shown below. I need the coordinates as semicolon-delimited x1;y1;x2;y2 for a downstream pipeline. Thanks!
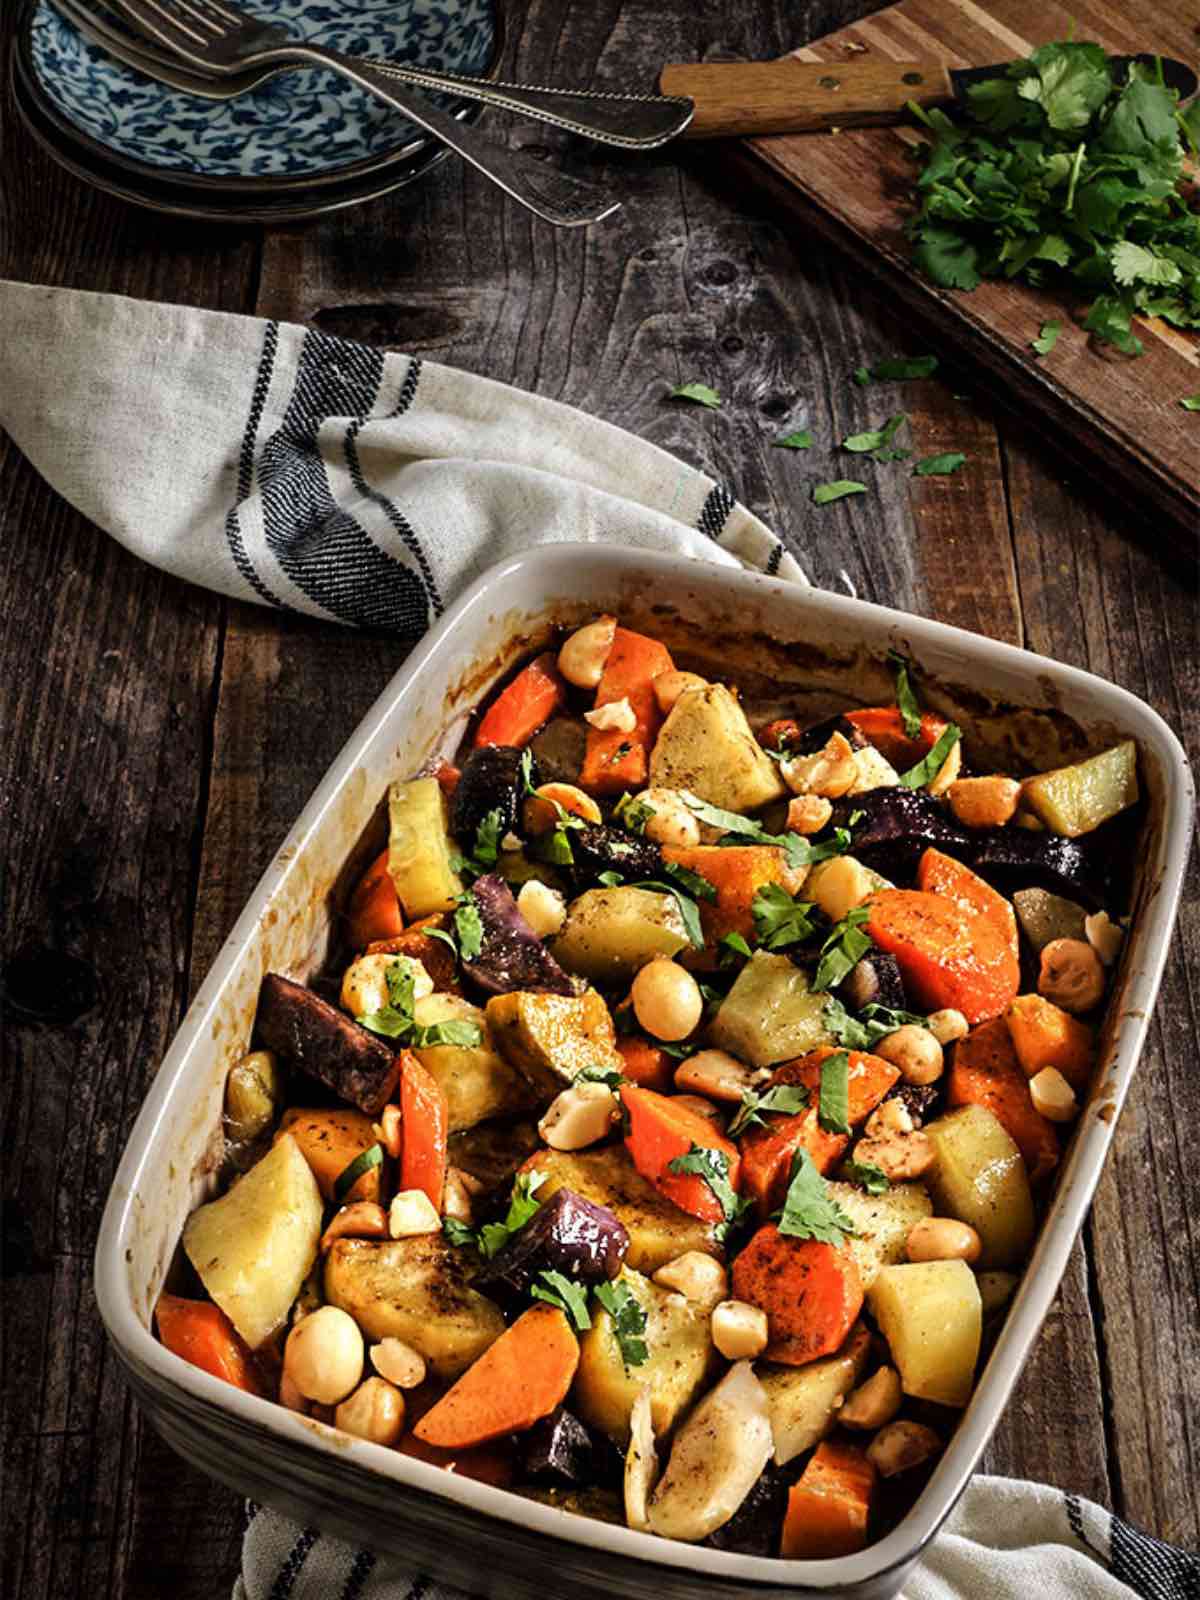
734;0;1200;528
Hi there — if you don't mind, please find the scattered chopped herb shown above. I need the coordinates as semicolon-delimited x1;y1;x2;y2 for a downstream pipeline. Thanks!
472;809;503;867
824;995;932;1050
1181;395;1200;411
813;906;874;993
842;1160;892;1195
664;860;718;903
853;355;940;383
333;1142;383;1204
424;925;458;955
913;452;967;476
727;1082;811;1138
359;960;484;1048
594;1280;650;1368
776;1148;858;1244
628;879;705;949
667;1144;751;1241
774;429;813;449
898;723;962;788
752;883;817;951
888;649;923;740
531;1269;592;1330
574;1064;626;1089
534;823;577;867
842;413;908;456
454;893;484;963
813;479;869;505
679;790;825;873
669;382;721;409
473;1170;547;1259
442;1216;477;1248
818;1051;851;1134
614;792;654;834
718;930;754;965
519;748;537;794
1032;319;1062;356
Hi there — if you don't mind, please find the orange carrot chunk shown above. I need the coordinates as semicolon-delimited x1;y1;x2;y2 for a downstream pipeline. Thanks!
412;1305;579;1449
780;1438;876;1558
155;1293;263;1396
621;1084;741;1223
1005;993;1095;1094
399;1050;449;1210
579;627;674;797
661;843;800;952
917;847;1019;965
844;705;950;771
732;1226;863;1366
866;889;1018;1025
948;1016;1059;1183
474;653;566;749
346;848;404;951
615;1034;676;1093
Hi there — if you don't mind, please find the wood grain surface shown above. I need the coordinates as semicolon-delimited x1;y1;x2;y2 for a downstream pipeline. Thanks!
1;2;1196;1596
741;0;1200;529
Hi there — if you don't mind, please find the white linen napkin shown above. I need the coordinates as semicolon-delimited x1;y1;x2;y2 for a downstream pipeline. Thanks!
235;1476;1199;1600
0;279;804;632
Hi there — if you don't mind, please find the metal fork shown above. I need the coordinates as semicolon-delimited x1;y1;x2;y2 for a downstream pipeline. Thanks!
102;0;622;224
51;0;693;149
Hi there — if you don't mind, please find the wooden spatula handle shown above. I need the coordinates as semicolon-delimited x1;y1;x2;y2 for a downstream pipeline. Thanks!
658;58;955;138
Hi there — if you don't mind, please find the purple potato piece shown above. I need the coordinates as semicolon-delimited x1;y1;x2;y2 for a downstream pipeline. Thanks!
841;951;908;1013
451;746;535;848
473;1187;629;1302
702;1462;791;1556
967;827;1110;912
519;1406;595;1486
567;821;663;887
831;786;972;882
255;974;398;1116
463;874;580;998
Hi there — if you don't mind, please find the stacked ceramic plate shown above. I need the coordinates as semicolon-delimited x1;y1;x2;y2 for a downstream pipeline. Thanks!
12;0;501;221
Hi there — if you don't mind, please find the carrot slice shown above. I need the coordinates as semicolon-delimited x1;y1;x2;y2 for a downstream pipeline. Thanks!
579;627;674;797
474;653;566;749
844;705;950;770
346;848;404;951
1005;993;1095;1094
615;1034;676;1093
917;847;1019;964
621;1084;741;1223
780;1438;876;1558
866;888;1018;1024
399;1050;449;1210
155;1293;263;1396
367;914;462;996
412;1305;579;1448
732;1226;863;1366
948;1017;1060;1182
738;1048;899;1214
661;843;800;952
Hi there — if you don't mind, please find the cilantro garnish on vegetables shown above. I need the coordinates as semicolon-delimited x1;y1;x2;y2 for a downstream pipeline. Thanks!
752;883;816;951
775;1149;858;1244
813;480;868;505
906;46;1200;355
899;723;961;788
718;931;754;965
854;356;939;383
531;1269;593;1330
841;1160;891;1195
669;382;721;409
888;650;923;740
594;1280;649;1368
679;791;842;873
359;960;483;1048
813;907;874;992
824;995;932;1050
614;792;654;834
667;1144;750;1241
333;1142;383;1204
627;879;705;948
817;1051;851;1134
913;452;967;477
452;1170;547;1259
774;429;813;449
727;1082;811;1138
574;1065;626;1089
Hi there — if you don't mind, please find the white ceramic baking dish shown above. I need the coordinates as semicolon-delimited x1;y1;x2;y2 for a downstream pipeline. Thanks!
95;546;1194;1600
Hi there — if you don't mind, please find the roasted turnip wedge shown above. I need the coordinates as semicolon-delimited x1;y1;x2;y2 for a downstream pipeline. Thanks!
646;1361;773;1542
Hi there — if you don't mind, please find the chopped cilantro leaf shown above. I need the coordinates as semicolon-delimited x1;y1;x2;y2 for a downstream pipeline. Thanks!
824;995;932;1050
813;479;868;505
614;793;654;834
842;413;907;455
679;790;824;873
472;809;503;867
597;869;625;887
813;907;874;993
841;1160;891;1195
718;930;754;965
473;1171;547;1259
575;1065;626;1089
727;1082;810;1138
666;1144;750;1242
888;649;923;740
442;1216;478;1248
1032;320;1062;357
594;1280;649;1368
854;356;939;382
817;1050;851;1134
664;860;718;903
776;1149;858;1244
898;723;962;788
531;1269;592;1330
454;893;484;963
752;883;816;951
913;452;967;476
628;879;705;949
774;429;813;449
1180;395;1200;411
669;382;721;409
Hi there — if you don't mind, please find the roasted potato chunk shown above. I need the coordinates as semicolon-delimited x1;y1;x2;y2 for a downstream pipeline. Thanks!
650;684;787;813
486;988;623;1098
411;995;536;1133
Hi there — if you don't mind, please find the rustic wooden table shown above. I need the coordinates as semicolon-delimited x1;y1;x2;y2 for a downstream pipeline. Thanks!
2;1;1197;1595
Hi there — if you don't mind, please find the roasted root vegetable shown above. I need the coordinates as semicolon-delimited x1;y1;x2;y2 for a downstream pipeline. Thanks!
757;1322;871;1465
413;1305;580;1448
346;848;404;951
780;1439;876;1559
732;1226;863;1367
825;1180;934;1290
615;1034;676;1092
866;1259;982;1407
1022;741;1138;838
450;745;532;844
388;775;465;919
464;873;579;997
947;1018;1059;1183
845;705;952;770
256;974;399;1117
1005;993;1095;1094
708;952;831;1069
646;1362;774;1542
580;627;674;796
473;1187;628;1302
486;987;623;1097
183;1133;323;1350
520;1406;595;1485
650;683;787;813
865;885;1019;1026
1012;888;1087;952
155;1293;264;1395
410;995;535;1132
223;1050;282;1145
368;914;461;995
620;1085;741;1224
399;1050;448;1210
277;1107;383;1203
552;886;690;984
661;843;801;950
474;652;566;749
923;1103;1036;1270
829;785;971;880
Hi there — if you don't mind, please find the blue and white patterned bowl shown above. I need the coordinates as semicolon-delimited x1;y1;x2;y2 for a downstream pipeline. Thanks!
27;0;498;185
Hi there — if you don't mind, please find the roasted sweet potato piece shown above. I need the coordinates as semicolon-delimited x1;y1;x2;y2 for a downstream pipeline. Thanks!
1005;993;1095;1093
732;1226;863;1366
947;1017;1059;1183
780;1438;875;1557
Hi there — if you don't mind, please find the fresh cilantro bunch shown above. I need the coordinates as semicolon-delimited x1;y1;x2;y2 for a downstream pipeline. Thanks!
907;45;1200;355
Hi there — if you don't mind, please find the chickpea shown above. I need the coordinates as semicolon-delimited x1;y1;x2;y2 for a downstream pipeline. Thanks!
906;1216;982;1264
371;1337;427;1390
926;1008;969;1046
584;697;637;734
380;1103;402;1160
867;1420;942;1477
711;1300;769;1360
516;878;567;939
558;615;616;689
634;787;701;850
947;775;1021;830
875;1024;944;1086
284;1305;364;1405
673;1049;766;1105
652;1251;728;1309
1029;1066;1079;1123
538;1082;618;1151
522;782;602;834
806;855;875;922
334;1376;405;1446
839;1366;902;1431
631;959;702;1042
786;794;833;835
1039;938;1105;1014
319;1201;388;1254
652;669;707;716
441;1166;477;1224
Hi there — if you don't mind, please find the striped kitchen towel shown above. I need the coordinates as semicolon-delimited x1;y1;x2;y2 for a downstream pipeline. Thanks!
235;1476;1200;1600
0;280;803;634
